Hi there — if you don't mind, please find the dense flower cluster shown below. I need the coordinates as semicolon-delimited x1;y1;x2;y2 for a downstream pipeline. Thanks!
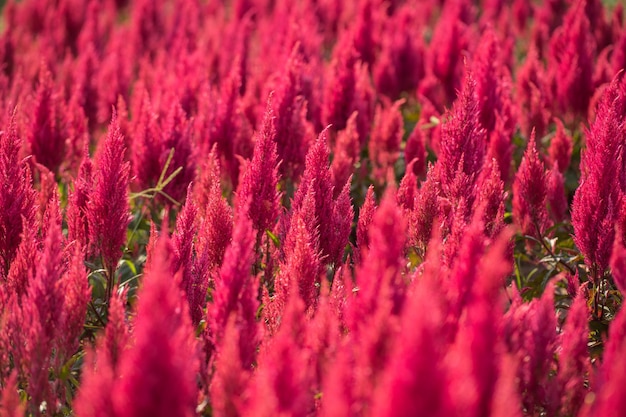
1;0;626;416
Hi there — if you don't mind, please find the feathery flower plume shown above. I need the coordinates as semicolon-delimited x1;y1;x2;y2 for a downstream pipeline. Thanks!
236;98;281;238
374;6;424;99
172;187;202;321
356;185;376;255
113;234;198;417
131;90;162;194
408;165;440;254
322;40;357;132
272;46;315;181
159;101;195;203
0;114;36;280
195;148;233;271
27;64;65;174
210;315;251;417
549;119;573;173
279;187;322;310
397;161;418;212
247;291;312;417
572;77;625;281
328;178;353;269
437;70;486;203
66;154;93;252
404;124;427;178
87;110;130;291
512;131;548;240
487;114;515;184
473;28;512;134
21;195;65;412
446;229;513;417
476;159;506;238
547;166;568;222
209;205;258;366
549;0;595;119
555;289;590;416
0;372;24;417
351;191;406;328
371;270;449;417
58;244;90;362
427;0;468;103
369;99;404;185
581;302;626;416
292;129;336;264
516;47;551;138
330;112;360;194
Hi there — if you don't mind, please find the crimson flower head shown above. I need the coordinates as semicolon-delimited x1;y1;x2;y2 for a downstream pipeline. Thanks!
369;99;404;184
572;77;625;280
114;233;198;417
516;47;551;138
27;64;66;174
548;0;595;119
548;118;573;173
292;129;336;265
0;113;36;281
236;97;281;236
512;131;548;240
87;110;130;272
438;69;486;201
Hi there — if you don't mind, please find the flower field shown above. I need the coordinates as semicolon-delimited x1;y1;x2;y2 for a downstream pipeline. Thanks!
1;0;626;415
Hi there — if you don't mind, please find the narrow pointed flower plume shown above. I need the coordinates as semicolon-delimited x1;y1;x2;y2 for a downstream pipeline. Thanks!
328;179;353;268
272;46;315;181
356;185;376;255
371;269;449;417
548;119;573;173
408;165;440;254
195;147;233;271
57;244;91;361
0;371;24;417
516;46;551;138
292;129;336;265
427;0;469;103
330;111;360;194
113;233;198;417
397;160;418;212
374;5;424;99
472;27;512;134
27;64;66;174
322;38;357;132
549;0;595;120
352;191;406;327
572;77;625;281
0;114;36;281
404;123;427;178
279;186;322;311
172;187;205;323
21;195;66;411
158;101;195;203
556;288;590;416
512;131;548;240
547;166;568;222
437;69;486;203
236;97;281;238
66;154;93;251
369;99;404;185
209;205;258;366
87;110;130;275
476;158;506;238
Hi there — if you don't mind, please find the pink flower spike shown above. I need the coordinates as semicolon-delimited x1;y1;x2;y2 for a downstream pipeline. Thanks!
113;234;198;417
87;110;130;279
512;130;548;240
